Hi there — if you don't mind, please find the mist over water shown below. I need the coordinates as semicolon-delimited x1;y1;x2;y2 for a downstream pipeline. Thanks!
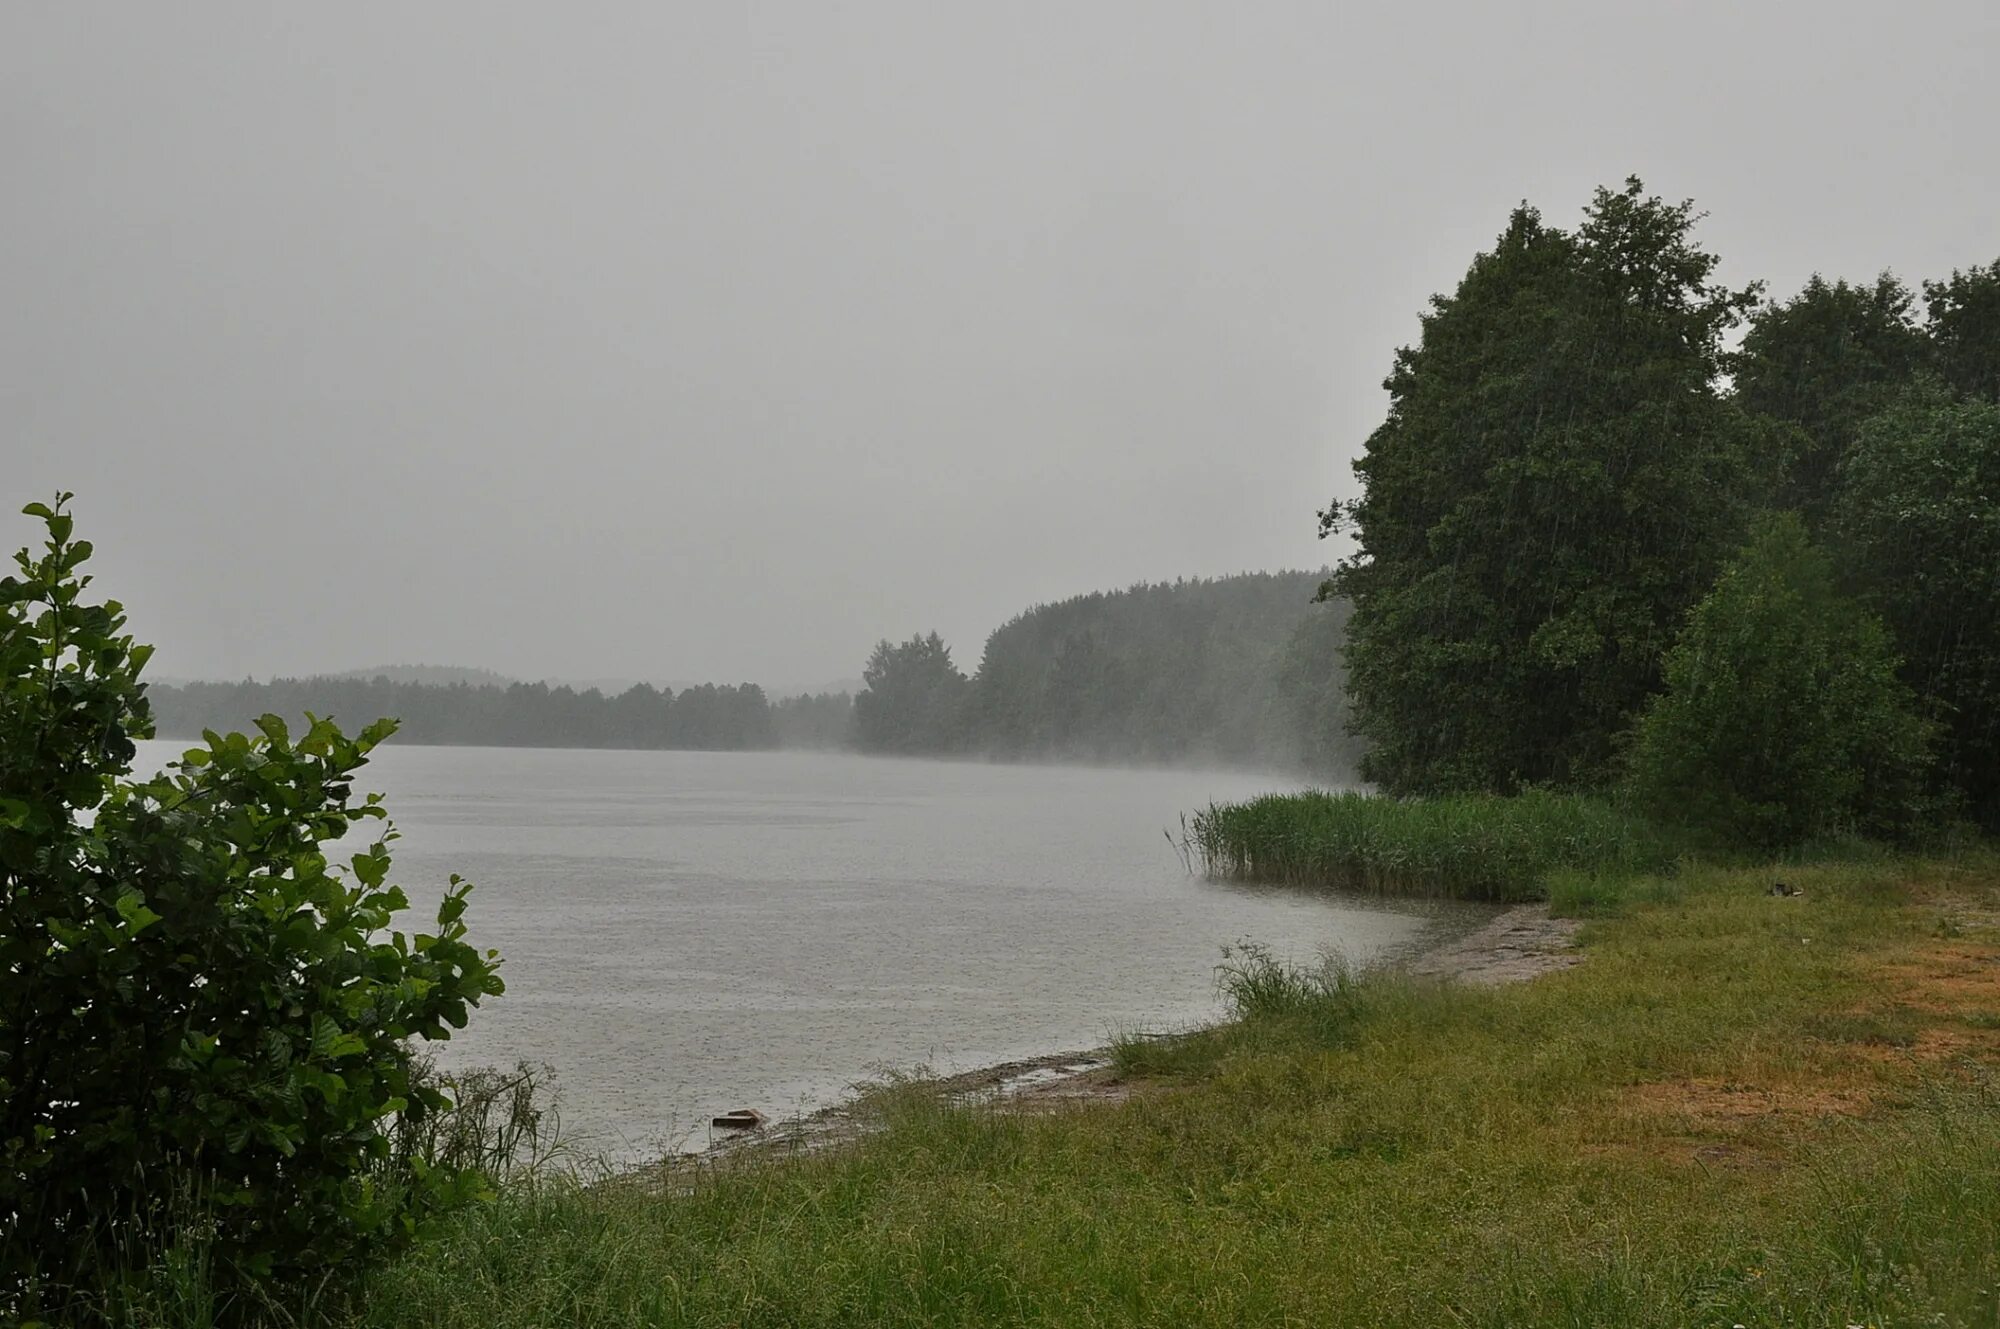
133;741;1442;1158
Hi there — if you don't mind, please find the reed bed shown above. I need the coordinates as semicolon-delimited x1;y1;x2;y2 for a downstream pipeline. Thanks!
1188;788;1682;900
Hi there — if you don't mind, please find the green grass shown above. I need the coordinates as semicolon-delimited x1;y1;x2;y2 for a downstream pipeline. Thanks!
1189;788;1686;901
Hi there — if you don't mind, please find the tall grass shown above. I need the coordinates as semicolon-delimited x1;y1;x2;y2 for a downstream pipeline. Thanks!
1189;788;1684;900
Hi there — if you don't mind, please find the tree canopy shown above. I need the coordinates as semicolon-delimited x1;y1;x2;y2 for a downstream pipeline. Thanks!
1625;515;1934;848
1732;273;1929;522
1329;179;1762;794
852;632;969;754
1925;260;2000;404
1833;385;2000;829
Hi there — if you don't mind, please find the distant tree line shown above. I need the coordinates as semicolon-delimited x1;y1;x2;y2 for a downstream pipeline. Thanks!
770;691;856;749
155;571;1359;770
849;573;1362;773
149;677;780;751
1325;176;2000;839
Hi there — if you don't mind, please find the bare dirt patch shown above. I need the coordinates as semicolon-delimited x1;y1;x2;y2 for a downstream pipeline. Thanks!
1873;941;2000;1014
930;1050;1135;1114
1623;1077;1874;1126
1406;904;1582;986
1607;931;2000;1174
1601;1076;1875;1171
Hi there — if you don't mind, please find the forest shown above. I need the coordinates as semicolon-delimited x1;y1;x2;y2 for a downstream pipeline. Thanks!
1313;178;1999;837
151;575;1359;772
851;572;1357;770
149;676;781;751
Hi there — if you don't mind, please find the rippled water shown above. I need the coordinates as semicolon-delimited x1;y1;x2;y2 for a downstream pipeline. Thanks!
135;743;1445;1158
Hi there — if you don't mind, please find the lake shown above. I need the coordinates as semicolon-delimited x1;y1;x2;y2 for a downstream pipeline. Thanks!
135;743;1444;1158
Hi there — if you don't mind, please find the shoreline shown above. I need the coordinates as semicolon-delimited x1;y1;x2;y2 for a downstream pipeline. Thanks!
650;899;1577;1172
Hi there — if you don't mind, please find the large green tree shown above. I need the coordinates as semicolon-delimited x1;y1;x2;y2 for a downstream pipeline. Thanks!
1732;273;1929;522
1833;385;2000;829
1327;179;1762;793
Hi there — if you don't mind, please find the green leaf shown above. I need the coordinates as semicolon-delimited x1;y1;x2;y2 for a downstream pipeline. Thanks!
114;889;163;936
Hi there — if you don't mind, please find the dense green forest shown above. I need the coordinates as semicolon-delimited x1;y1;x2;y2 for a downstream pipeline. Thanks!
1324;176;2000;832
851;572;1360;771
149;677;779;751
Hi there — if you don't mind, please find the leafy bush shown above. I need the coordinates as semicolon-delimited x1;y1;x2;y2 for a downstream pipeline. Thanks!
1625;514;1936;848
1188;788;1679;900
0;497;504;1311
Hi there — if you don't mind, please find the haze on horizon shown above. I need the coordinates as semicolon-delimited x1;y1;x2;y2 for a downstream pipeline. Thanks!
6;1;1997;688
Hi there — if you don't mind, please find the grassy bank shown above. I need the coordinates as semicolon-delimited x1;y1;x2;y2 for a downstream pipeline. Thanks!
125;846;1991;1327
1188;788;1685;900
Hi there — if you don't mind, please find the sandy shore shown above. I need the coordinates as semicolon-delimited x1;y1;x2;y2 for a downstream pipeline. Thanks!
1405;903;1582;985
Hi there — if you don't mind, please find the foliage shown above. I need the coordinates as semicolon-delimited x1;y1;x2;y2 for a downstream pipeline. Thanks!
962;572;1334;766
1924;258;2000;403
1732;272;1929;522
1833;385;2000;829
1186;788;1678;901
0;497;503;1310
851;632;969;754
150;675;776;751
1327;178;1764;795
1625;515;1936;848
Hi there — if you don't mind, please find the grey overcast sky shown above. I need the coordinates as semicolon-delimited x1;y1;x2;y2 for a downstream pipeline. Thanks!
5;2;1997;688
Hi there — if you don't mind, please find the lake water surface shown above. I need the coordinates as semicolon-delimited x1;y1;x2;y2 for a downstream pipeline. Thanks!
137;743;1445;1157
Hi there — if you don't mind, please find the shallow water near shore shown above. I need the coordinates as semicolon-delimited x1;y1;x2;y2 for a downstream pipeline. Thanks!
136;742;1447;1158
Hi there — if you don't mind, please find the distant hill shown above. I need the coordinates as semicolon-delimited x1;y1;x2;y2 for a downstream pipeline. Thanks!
771;678;865;701
326;664;515;688
146;675;777;751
